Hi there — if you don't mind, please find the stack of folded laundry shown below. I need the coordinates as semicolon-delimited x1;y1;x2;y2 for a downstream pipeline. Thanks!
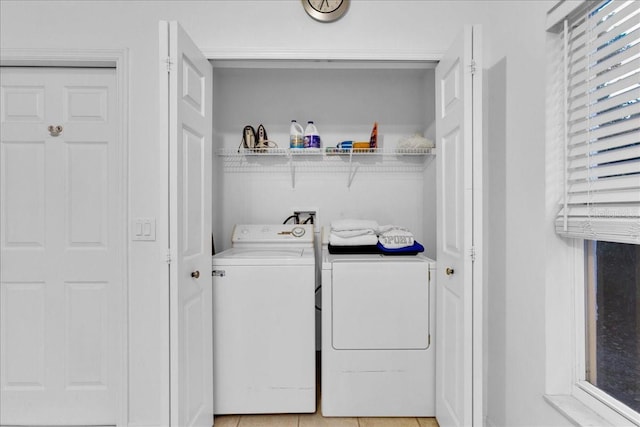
377;224;424;255
329;219;379;249
328;219;425;255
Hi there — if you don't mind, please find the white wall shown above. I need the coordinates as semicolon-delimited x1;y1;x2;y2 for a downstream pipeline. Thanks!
0;1;570;426
480;3;569;425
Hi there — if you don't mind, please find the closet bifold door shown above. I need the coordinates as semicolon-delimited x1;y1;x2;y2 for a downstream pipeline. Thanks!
159;20;214;427
435;24;483;427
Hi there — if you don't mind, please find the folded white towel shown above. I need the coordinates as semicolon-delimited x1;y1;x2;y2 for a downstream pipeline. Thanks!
331;219;379;232
397;134;435;149
378;224;411;233
329;232;379;246
331;229;376;238
378;226;415;249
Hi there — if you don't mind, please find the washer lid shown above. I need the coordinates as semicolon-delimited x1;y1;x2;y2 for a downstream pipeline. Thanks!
231;224;314;247
212;247;314;266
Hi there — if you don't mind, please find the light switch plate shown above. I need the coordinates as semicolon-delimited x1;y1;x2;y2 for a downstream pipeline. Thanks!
132;217;156;241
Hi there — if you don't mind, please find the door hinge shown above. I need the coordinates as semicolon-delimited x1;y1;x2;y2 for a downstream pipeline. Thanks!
469;60;477;75
428;334;431;347
165;250;172;264
165;56;173;73
212;270;226;277
428;270;431;281
470;246;477;262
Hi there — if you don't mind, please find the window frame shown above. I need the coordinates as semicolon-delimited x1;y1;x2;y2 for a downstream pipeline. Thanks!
546;239;639;426
573;241;640;424
545;3;640;424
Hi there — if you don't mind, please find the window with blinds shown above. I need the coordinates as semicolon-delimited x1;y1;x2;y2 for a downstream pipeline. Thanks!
556;0;640;244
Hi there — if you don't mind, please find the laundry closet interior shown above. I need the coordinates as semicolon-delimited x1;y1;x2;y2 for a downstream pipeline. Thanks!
210;60;437;257
207;57;441;414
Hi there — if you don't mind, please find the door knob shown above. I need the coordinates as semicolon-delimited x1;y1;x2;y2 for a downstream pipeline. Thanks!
48;125;63;136
191;270;200;279
445;267;455;276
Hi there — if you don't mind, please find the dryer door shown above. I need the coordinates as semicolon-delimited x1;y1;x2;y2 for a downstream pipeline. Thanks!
331;260;430;350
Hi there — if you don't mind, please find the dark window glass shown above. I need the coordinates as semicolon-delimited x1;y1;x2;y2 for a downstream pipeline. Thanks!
586;241;640;413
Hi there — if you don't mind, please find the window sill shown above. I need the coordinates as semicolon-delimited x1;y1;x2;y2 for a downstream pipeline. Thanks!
545;395;614;427
545;394;638;427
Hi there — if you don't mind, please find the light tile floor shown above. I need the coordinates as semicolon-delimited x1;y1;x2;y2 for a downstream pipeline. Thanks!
213;386;439;427
214;355;439;427
214;411;439;427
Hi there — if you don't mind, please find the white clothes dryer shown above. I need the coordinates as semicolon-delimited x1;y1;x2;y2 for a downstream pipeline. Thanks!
212;224;316;414
321;230;436;417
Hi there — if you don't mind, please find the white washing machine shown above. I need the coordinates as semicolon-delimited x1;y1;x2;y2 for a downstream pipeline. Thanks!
212;224;316;414
321;229;436;417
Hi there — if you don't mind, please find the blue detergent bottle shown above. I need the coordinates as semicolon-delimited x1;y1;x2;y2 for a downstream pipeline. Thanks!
304;121;320;149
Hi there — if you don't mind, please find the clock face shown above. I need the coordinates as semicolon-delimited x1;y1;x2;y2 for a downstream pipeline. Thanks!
308;0;343;13
302;0;349;22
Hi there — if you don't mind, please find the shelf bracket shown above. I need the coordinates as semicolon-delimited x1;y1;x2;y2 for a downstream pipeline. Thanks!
347;149;358;188
289;153;296;188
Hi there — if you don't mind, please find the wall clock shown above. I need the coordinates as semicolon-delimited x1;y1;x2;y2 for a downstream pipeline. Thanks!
302;0;350;23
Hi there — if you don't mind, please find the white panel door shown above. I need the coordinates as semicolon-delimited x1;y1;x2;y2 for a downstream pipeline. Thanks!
160;21;214;427
435;26;483;427
0;67;123;425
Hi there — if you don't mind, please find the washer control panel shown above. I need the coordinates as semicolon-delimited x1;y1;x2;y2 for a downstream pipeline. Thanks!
231;224;314;245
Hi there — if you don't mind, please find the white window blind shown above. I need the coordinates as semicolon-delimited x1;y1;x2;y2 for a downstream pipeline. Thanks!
556;0;640;244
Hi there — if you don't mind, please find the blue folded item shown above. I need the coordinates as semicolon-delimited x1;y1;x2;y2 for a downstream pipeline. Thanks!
328;244;380;254
377;240;424;255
